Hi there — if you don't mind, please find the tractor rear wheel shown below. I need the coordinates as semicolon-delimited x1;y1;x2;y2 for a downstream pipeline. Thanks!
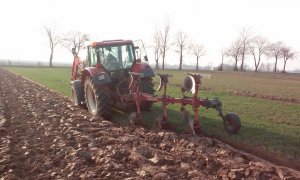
140;78;155;111
72;80;85;107
223;112;241;133
84;77;112;120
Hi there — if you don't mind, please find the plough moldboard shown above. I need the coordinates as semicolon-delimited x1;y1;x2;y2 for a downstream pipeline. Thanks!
127;72;241;135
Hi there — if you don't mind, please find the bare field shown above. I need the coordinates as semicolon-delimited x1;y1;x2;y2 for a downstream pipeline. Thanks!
5;67;300;170
1;68;300;179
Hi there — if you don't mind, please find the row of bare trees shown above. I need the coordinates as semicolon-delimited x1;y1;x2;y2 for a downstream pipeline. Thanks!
44;24;297;72
223;28;297;73
152;25;298;73
152;21;205;70
43;25;89;67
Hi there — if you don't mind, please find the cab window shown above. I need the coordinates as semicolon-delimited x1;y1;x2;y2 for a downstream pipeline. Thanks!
78;46;88;66
88;46;97;66
95;44;135;71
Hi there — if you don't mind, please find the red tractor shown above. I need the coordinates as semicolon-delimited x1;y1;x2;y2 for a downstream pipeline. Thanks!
71;39;241;134
71;40;154;120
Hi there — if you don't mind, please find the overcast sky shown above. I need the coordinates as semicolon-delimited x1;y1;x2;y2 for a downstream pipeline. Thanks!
0;0;299;71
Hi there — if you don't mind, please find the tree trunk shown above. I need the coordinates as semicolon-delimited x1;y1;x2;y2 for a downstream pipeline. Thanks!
255;55;261;72
282;59;287;73
255;65;258;72
240;56;244;71
219;54;224;71
234;57;238;71
240;45;246;71
155;60;159;69
49;49;53;67
162;51;165;70
196;57;199;70
179;51;183;70
252;53;257;72
274;56;278;72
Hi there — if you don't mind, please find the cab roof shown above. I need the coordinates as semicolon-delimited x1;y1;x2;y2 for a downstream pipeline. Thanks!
85;40;133;47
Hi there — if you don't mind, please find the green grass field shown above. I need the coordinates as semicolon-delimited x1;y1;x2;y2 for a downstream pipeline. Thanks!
5;67;72;97
5;67;300;161
155;69;300;99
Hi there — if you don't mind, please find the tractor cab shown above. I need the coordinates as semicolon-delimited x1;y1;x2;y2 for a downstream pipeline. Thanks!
72;39;153;83
74;40;152;81
88;40;153;83
71;39;155;118
91;41;135;71
82;40;148;71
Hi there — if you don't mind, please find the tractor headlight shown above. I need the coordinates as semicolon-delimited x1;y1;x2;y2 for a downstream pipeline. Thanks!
98;74;105;80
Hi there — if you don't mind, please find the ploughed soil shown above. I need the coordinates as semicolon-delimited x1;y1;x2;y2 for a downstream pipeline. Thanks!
226;90;300;104
0;68;299;179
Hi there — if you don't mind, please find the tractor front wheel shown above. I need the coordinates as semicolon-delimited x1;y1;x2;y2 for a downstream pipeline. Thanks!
223;112;241;133
84;77;112;120
72;80;85;107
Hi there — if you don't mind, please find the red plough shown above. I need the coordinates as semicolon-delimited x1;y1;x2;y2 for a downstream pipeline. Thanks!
128;72;241;135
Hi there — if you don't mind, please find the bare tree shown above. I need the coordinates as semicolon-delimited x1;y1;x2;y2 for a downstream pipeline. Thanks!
62;31;89;54
190;43;205;70
160;20;171;70
238;27;252;71
43;24;60;67
175;31;188;70
152;29;162;69
248;36;268;72
281;46;296;73
266;41;283;72
225;40;242;71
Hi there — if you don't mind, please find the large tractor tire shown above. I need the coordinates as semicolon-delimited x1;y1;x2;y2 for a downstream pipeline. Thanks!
72;80;85;107
84;77;112;120
223;112;241;134
140;78;155;111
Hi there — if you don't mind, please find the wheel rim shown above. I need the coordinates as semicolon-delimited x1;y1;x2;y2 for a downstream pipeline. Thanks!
86;85;97;114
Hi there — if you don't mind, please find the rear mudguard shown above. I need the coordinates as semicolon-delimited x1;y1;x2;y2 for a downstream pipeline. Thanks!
81;67;111;86
131;62;155;78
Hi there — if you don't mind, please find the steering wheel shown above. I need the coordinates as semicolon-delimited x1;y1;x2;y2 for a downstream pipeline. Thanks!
107;61;122;70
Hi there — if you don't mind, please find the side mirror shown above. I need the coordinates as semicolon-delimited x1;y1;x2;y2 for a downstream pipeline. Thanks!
144;55;148;61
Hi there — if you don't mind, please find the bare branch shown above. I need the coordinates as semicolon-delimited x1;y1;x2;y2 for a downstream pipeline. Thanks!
174;31;188;70
238;27;253;71
61;31;89;54
266;41;284;72
225;40;242;71
248;36;269;72
190;43;205;70
280;46;296;73
152;29;163;69
159;20;171;70
43;24;60;67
